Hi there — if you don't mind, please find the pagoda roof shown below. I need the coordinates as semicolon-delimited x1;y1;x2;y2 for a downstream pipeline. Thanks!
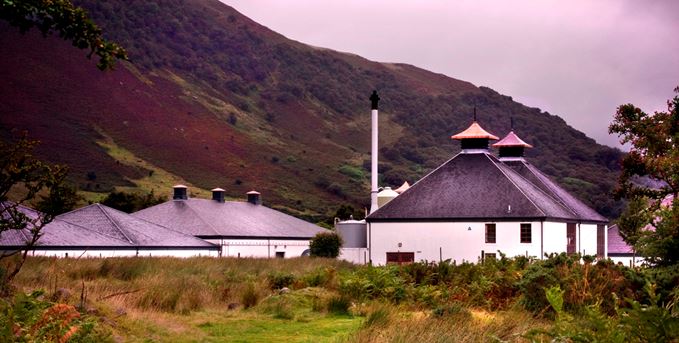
493;131;533;148
451;122;499;140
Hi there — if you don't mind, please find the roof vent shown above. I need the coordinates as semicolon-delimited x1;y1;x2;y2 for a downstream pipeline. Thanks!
451;110;498;153
247;190;261;205
493;131;533;160
212;188;225;203
173;185;188;200
377;187;399;208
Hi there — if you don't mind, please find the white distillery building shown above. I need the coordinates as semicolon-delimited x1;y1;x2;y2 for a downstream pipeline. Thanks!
133;186;327;258
365;119;609;265
0;203;220;258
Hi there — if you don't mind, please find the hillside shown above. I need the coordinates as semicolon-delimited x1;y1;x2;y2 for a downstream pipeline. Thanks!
0;0;624;220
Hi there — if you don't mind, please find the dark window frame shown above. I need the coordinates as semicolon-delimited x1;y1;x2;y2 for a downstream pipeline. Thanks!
485;223;496;244
597;224;605;258
520;223;532;243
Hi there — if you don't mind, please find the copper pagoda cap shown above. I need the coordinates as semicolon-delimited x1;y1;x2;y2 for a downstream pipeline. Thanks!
451;121;499;140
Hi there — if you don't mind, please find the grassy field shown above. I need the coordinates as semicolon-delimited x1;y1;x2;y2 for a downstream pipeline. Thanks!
5;255;678;342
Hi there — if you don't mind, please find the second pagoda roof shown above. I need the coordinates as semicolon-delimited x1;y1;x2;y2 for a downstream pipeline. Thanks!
492;131;533;148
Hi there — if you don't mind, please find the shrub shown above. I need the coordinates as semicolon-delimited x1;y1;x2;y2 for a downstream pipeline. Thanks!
362;305;392;328
241;282;260;309
267;272;295;290
326;295;351;316
309;231;343;258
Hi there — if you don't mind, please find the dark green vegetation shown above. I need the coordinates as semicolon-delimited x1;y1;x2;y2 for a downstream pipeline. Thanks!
0;134;71;283
610;87;679;266
0;0;624;221
0;0;126;70
5;255;678;342
101;190;166;213
309;231;343;258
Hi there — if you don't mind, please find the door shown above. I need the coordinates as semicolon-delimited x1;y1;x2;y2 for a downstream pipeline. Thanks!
567;223;577;254
386;252;415;265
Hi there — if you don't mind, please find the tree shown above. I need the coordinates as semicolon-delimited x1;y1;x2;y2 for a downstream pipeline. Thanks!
0;133;70;282
609;86;679;266
101;190;165;213
309;231;343;258
0;0;127;70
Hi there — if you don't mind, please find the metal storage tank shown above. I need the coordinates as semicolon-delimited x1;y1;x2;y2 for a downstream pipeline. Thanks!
377;187;399;208
335;218;367;248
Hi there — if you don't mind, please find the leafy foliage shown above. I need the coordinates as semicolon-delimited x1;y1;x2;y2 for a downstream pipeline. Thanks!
0;290;112;342
0;0;127;70
0;134;71;283
610;86;679;266
100;190;165;213
309;231;343;258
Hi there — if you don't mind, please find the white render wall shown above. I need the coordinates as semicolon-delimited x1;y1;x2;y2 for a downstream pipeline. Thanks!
27;249;220;258
339;248;369;264
368;221;605;265
578;223;599;257
204;239;311;258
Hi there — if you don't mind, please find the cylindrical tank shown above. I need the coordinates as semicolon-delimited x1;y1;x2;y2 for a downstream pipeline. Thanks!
335;219;367;248
377;187;399;208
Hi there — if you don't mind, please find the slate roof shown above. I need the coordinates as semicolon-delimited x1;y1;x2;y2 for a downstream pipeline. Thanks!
133;198;327;239
0;204;218;250
607;224;634;255
368;152;584;222
502;160;608;223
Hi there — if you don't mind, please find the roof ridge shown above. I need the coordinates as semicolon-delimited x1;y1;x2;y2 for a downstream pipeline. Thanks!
130;211;207;240
53;218;133;245
484;154;547;217
490;155;581;219
519;161;577;213
96;204;135;244
370;152;463;215
184;200;221;236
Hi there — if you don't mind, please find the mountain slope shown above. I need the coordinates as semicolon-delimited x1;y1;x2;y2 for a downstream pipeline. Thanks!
0;0;624;220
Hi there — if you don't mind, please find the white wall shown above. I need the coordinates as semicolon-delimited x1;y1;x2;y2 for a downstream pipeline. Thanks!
369;221;607;265
203;239;311;258
542;221;567;256
578;223;599;257
28;249;220;258
339;248;369;264
369;221;550;265
609;255;644;267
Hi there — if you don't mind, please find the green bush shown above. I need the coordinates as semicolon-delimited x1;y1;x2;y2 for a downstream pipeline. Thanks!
267;272;296;290
326;295;351;316
309;231;343;258
241;282;260;309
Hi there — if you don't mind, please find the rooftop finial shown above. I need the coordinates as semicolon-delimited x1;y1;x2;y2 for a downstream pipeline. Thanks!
473;107;477;122
370;90;380;110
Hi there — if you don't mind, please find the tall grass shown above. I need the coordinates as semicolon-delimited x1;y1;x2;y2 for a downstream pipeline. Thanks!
14;256;355;315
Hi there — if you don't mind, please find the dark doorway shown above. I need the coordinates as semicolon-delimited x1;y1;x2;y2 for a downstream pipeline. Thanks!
567;223;577;254
386;252;415;265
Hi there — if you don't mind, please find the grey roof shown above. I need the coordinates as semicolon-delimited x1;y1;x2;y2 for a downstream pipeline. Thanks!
1;204;218;249
608;224;634;255
133;198;327;239
368;152;594;222
502;160;608;223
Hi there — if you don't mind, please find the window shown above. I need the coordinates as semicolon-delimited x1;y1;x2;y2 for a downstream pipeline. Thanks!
485;224;496;243
275;251;285;258
597;225;605;258
483;252;496;260
567;223;577;254
386;252;415;265
520;223;532;243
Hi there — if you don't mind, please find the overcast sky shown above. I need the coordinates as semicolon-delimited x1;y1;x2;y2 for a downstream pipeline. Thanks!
224;0;679;149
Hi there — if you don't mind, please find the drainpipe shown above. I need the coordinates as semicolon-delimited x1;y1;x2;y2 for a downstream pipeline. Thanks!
368;221;372;265
540;221;544;259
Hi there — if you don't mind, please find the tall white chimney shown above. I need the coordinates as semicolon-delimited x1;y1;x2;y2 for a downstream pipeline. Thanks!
369;90;380;214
